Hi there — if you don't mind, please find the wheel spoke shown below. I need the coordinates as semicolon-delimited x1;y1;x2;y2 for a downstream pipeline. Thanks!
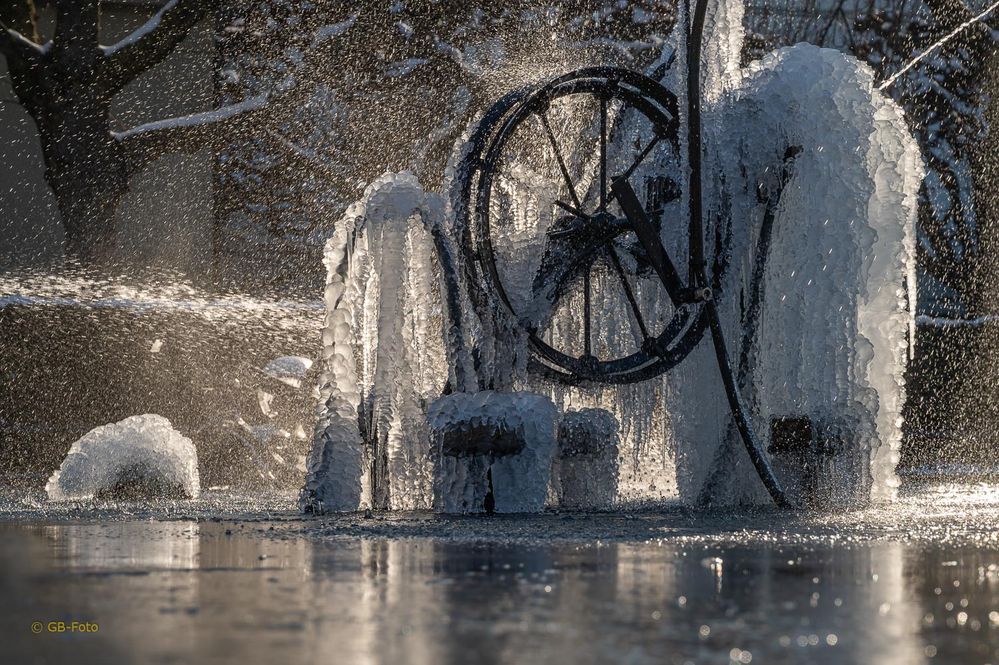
616;134;662;186
599;96;608;210
583;268;592;356
537;111;582;209
555;199;589;219
606;245;652;344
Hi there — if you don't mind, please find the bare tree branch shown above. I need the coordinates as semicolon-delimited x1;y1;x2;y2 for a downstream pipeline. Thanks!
108;1;362;172
102;0;217;93
0;0;40;44
113;94;271;169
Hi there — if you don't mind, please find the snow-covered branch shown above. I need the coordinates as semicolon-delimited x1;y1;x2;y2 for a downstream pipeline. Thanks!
0;20;47;67
102;0;215;93
109;4;361;172
311;13;358;47
114;94;270;168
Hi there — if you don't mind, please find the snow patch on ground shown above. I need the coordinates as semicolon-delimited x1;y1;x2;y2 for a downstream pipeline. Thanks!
262;355;313;388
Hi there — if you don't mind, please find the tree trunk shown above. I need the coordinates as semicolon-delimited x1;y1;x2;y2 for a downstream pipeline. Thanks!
956;47;999;458
968;51;999;313
35;89;129;263
3;0;224;267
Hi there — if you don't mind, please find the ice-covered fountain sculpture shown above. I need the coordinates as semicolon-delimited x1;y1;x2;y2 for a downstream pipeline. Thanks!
302;0;923;513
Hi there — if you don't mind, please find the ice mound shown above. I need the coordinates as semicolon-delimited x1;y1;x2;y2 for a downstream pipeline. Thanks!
667;25;921;505
46;415;200;501
261;356;313;388
553;409;619;510
428;391;558;514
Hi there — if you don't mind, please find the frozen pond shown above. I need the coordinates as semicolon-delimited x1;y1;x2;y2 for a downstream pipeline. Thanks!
3;480;999;664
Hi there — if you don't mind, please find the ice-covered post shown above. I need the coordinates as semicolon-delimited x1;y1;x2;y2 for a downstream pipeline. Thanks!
552;409;619;510
302;172;474;512
428;391;559;514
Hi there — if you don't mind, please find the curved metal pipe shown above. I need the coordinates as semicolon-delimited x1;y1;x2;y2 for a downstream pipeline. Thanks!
686;0;792;508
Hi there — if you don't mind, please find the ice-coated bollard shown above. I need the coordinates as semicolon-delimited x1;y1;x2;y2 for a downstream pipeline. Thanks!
552;409;619;510
769;416;863;508
427;391;558;514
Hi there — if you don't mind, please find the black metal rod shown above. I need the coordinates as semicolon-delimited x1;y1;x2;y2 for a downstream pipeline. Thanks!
555;199;588;219
618;134;662;184
538;111;582;208
739;151;800;384
606;245;652;342
687;0;708;283
600;96;608;209
611;177;688;306
686;0;791;508
706;301;791;508
583;269;592;355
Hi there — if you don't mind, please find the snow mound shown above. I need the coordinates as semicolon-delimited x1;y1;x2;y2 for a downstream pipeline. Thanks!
262;355;313;388
428;391;558;513
46;415;200;501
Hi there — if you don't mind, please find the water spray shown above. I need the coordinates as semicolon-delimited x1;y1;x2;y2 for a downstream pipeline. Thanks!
879;0;999;92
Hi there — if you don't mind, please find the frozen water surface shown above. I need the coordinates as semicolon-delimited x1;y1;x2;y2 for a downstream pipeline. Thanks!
2;480;999;664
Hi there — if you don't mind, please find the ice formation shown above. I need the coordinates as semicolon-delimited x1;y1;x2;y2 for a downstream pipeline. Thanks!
665;0;922;506
552;409;619;510
46;415;200;501
302;171;457;512
303;0;923;511
427;391;558;514
262;355;314;389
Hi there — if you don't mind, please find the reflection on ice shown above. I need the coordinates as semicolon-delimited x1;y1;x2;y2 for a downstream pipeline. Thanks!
5;493;999;665
41;521;200;571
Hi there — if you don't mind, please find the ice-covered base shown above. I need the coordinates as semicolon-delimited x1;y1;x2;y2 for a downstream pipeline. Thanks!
428;391;558;514
46;415;200;501
302;0;923;511
553;409;619;510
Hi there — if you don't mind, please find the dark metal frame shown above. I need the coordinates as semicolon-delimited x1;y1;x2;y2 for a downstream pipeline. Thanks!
458;66;710;385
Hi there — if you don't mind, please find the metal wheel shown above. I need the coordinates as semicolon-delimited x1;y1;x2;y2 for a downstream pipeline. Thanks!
456;66;709;385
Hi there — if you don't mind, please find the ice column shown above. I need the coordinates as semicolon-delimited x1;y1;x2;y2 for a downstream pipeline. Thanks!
667;19;922;506
302;172;452;512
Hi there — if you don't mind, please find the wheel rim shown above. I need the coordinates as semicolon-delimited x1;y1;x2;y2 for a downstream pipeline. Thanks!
462;67;709;385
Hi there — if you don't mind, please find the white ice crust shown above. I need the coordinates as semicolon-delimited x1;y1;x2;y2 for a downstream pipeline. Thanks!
302;171;450;511
262;355;314;388
46;414;200;501
666;0;922;506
